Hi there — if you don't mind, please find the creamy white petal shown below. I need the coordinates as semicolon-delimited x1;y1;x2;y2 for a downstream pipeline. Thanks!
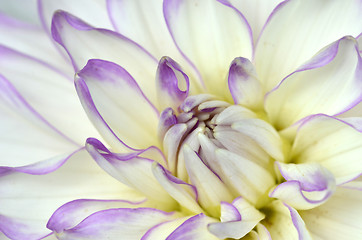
141;217;190;240
255;0;362;91
290;115;362;184
76;59;159;150
215;149;275;205
300;187;362;239
183;145;234;217
0;150;136;240
265;37;362;129
51;11;159;103
164;0;253;97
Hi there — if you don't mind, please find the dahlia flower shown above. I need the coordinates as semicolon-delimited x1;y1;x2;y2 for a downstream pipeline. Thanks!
0;0;362;239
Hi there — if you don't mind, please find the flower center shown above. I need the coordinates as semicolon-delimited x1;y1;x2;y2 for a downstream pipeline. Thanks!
159;93;284;217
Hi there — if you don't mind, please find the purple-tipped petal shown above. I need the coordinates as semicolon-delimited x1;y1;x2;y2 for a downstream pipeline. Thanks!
86;138;176;210
152;163;203;214
163;0;253;97
228;57;263;109
156;56;189;111
76;59;160;150
158;107;178;141
254;0;362;91
51;10;159;103
166;214;219;240
270;162;336;210
52;207;180;239
265;37;362;129
47;199;147;233
284;204;312;240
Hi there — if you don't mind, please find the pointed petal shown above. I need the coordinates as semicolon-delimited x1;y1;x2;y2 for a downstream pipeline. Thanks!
76;59;159;150
208;197;264;239
51;11;159;103
228;57;263;110
86;138;176;210
255;0;362;91
152;163;203;214
156;57;189;111
183;145;234;217
54;208;180;240
0;150;134;240
265;37;362;129
300;187;362;239
291;115;362;184
164;0;253;97
166;214;219;240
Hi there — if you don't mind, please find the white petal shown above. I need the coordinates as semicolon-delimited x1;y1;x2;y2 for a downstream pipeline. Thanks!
290;115;362;184
0;150;136;240
183;145;234;217
164;0;253;97
76;59;159;150
255;0;362;91
215;149;275;206
51;11;159;103
300;187;362;239
86;138;176;210
0;0;39;24
270;162;336;210
141;217;190;240
265;37;362;129
0;46;99;144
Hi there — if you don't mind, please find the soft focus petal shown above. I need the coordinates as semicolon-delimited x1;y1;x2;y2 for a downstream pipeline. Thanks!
0;74;79;170
0;46;100;144
265;37;362;129
164;0;253;97
0;13;71;73
228;57;263;110
53;208;180;240
0;150;136;240
300;187;362;239
290;115;362;184
76;59;159;150
51;11;159;103
255;0;362;91
86;138;176;211
270;162;336;210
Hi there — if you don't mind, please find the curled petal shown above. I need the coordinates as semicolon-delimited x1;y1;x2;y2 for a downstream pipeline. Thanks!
270;162;336;210
156;57;189;111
